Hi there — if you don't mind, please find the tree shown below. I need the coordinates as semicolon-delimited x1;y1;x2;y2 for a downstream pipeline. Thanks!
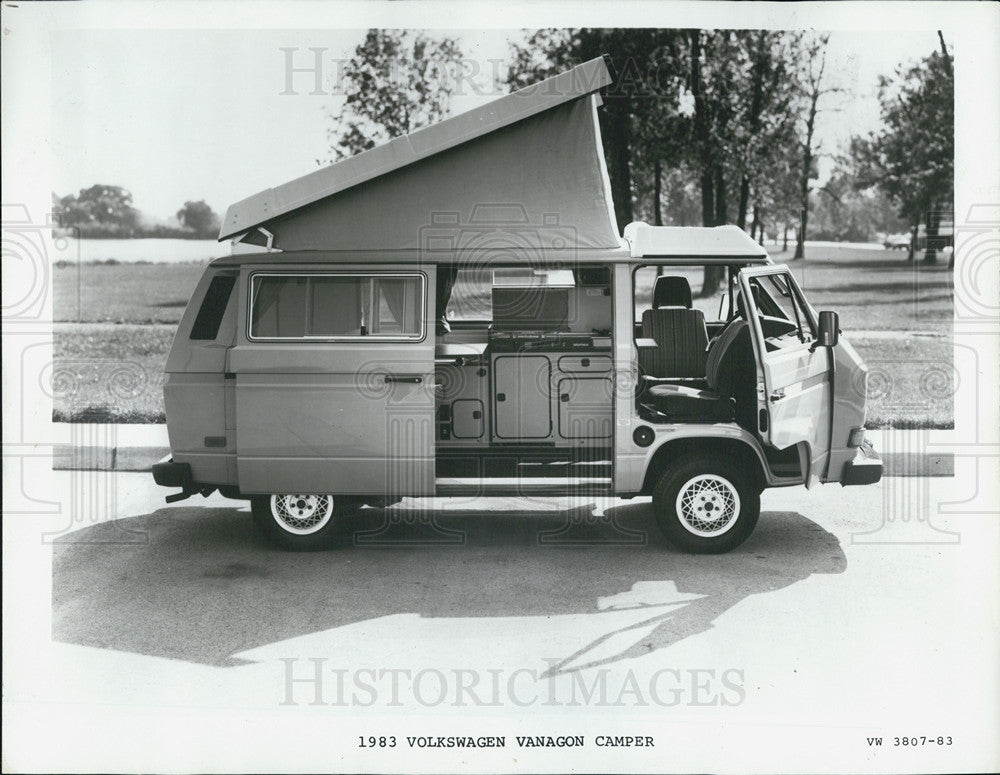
176;200;220;237
509;29;686;235
808;165;908;242
508;29;815;293
792;34;840;260
57;184;139;231
850;34;954;264
323;30;464;163
686;30;807;287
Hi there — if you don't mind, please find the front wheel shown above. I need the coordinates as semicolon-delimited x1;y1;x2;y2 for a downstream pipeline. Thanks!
251;493;354;551
652;457;760;553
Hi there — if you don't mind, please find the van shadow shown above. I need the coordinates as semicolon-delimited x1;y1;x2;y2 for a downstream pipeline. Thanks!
52;503;846;670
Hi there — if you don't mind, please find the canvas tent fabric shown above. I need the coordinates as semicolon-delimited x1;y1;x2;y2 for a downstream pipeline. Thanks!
220;57;621;253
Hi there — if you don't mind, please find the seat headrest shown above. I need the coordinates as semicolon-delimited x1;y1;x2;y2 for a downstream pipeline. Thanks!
652;276;693;309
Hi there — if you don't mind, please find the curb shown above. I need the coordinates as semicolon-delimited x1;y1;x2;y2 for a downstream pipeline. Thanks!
50;425;954;478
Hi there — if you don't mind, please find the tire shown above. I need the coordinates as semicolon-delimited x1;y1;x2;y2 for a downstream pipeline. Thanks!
651;457;760;554
251;493;354;551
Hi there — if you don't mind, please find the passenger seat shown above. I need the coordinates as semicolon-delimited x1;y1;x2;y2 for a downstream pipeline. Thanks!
639;276;710;383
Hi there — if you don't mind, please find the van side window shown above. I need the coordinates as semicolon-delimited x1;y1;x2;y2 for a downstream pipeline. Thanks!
190;274;237;340
248;273;424;340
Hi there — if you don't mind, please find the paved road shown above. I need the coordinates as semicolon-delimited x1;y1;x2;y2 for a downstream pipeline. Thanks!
5;472;997;773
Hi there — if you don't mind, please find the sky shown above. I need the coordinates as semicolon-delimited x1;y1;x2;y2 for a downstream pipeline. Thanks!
49;28;947;223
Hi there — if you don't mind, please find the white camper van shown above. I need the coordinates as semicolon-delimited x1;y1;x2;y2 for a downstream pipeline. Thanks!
153;57;882;553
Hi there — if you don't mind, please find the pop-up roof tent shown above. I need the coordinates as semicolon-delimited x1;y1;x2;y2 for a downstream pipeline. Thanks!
219;55;767;262
221;57;620;253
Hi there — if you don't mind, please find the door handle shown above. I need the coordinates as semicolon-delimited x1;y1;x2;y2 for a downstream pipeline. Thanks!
769;388;786;402
385;375;423;384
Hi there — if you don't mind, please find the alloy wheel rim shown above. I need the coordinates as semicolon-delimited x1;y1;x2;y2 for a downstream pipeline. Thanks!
270;494;335;535
674;474;741;537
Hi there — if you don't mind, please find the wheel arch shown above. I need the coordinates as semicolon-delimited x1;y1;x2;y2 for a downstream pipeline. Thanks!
640;435;768;495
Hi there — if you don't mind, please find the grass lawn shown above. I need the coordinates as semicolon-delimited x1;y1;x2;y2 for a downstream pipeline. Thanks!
51;245;954;427
767;245;953;336
54;261;206;324
851;337;953;428
53;324;173;423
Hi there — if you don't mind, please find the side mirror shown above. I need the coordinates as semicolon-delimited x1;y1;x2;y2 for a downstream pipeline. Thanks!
817;310;839;348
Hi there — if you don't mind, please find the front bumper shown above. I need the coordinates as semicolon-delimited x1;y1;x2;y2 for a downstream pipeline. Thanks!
842;439;883;486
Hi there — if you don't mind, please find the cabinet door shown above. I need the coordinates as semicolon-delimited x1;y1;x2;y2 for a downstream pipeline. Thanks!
557;377;613;439
493;355;551;439
452;399;485;439
557;355;612;373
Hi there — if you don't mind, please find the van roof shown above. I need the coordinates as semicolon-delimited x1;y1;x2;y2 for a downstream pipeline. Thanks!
623;222;768;259
208;227;772;268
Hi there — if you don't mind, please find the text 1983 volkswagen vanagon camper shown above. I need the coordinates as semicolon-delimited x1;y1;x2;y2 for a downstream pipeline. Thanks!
153;56;882;553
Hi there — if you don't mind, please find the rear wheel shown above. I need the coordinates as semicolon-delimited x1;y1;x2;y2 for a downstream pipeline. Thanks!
652;457;760;553
251;493;354;551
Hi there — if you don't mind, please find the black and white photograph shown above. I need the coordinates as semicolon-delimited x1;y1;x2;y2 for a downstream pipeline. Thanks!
2;2;998;773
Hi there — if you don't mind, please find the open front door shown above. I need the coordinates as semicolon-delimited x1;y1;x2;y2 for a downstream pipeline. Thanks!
229;265;436;498
738;266;832;486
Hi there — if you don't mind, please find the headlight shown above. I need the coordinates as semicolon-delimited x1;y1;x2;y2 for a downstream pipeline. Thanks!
848;427;866;447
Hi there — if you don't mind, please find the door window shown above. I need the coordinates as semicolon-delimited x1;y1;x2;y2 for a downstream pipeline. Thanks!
745;273;815;346
248;273;424;340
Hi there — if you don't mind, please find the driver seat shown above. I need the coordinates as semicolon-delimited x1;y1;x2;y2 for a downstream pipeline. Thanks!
638;276;710;381
644;315;757;428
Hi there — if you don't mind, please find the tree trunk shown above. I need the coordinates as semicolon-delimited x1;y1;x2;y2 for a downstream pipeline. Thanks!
751;207;761;242
653;158;663;226
938;31;952;77
737;32;767;233
936;31;954;276
714;164;728;225
794;204;807;260
690;30;724;296
602;96;633;235
691;30;714;230
783;224;789;252
907;220;919;261
923;206;940;264
737;176;750;231
700;164;728;295
700;169;714;227
794;58;822;261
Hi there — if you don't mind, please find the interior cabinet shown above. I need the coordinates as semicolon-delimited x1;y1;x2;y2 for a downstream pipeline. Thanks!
489;351;613;445
557;377;613;439
493;355;552;439
436;361;488;444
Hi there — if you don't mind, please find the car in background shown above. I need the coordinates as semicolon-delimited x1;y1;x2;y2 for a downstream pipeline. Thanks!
882;233;911;250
